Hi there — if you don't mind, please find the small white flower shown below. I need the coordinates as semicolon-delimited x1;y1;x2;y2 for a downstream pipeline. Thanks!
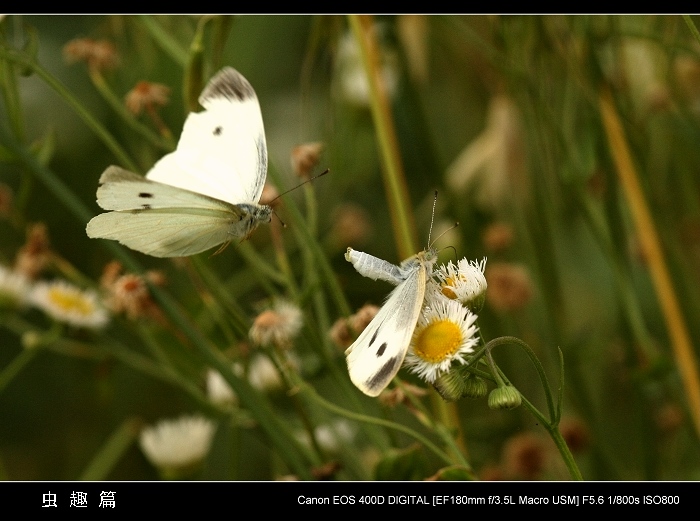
335;27;399;107
436;257;488;312
248;354;282;392
29;280;108;329
0;264;31;308
405;297;479;384
206;368;237;406
249;299;303;348
139;415;216;472
206;363;246;406
296;419;357;454
314;419;357;453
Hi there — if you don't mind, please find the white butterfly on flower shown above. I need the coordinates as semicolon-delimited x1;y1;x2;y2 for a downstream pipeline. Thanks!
344;245;438;397
86;67;272;257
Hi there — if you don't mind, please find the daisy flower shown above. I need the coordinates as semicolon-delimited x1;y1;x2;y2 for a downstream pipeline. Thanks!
249;300;303;349
0;264;31;308
139;415;216;476
436;257;488;313
29;280;108;329
404;297;478;384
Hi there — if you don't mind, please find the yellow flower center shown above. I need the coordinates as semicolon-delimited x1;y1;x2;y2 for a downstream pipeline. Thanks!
441;275;466;300
413;319;463;363
48;287;94;316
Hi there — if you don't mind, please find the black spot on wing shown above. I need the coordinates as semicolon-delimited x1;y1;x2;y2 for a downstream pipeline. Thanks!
200;67;255;103
139;192;153;198
366;356;400;393
213;126;222;136
376;342;387;357
369;328;379;347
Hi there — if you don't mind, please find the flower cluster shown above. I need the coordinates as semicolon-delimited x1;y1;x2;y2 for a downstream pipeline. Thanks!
403;257;488;392
405;290;479;384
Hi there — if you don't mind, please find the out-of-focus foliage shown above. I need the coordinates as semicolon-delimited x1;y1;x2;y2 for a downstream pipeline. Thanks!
0;15;699;481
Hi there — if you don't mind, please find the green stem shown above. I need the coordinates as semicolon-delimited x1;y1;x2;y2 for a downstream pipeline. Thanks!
88;68;174;152
683;15;700;46
79;417;143;480
137;15;188;67
485;335;557;422
0;344;37;394
0;46;138;171
484;336;583;480
348;15;417;258
298;379;454;466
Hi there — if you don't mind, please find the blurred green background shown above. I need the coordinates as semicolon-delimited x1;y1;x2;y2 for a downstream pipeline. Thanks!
1;15;699;480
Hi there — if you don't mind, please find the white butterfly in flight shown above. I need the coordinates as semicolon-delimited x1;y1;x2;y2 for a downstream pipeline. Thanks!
344;244;438;397
86;67;272;257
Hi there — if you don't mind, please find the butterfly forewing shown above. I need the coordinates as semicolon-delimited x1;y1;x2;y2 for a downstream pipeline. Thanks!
345;258;428;397
146;67;267;206
94;166;242;214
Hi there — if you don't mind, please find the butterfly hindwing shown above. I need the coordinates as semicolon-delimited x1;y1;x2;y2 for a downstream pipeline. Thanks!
86;209;234;258
345;259;428;397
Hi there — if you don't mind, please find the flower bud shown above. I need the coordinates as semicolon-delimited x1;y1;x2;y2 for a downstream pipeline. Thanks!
488;385;522;410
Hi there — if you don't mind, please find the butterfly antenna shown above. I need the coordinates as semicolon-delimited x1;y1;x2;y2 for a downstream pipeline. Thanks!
431;222;460;247
271;210;287;228
268;168;330;205
427;190;438;248
438;244;458;260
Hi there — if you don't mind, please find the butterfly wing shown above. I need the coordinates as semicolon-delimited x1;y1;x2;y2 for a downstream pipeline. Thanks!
146;67;267;206
86;209;236;258
345;261;427;397
345;247;407;286
86;166;254;257
93;166;242;213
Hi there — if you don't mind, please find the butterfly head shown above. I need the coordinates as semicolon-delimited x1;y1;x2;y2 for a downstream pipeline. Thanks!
420;246;439;271
233;203;273;241
252;204;273;224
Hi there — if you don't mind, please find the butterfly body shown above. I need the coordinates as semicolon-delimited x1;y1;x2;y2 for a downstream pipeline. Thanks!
344;247;437;396
86;67;271;257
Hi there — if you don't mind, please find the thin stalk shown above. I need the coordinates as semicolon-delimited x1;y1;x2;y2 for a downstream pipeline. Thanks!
348;15;417;258
599;85;700;439
683;15;700;47
79;417;143;480
137;15;188;67
298;378;455;467
0;343;37;394
87;68;174;152
0;46;138;171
